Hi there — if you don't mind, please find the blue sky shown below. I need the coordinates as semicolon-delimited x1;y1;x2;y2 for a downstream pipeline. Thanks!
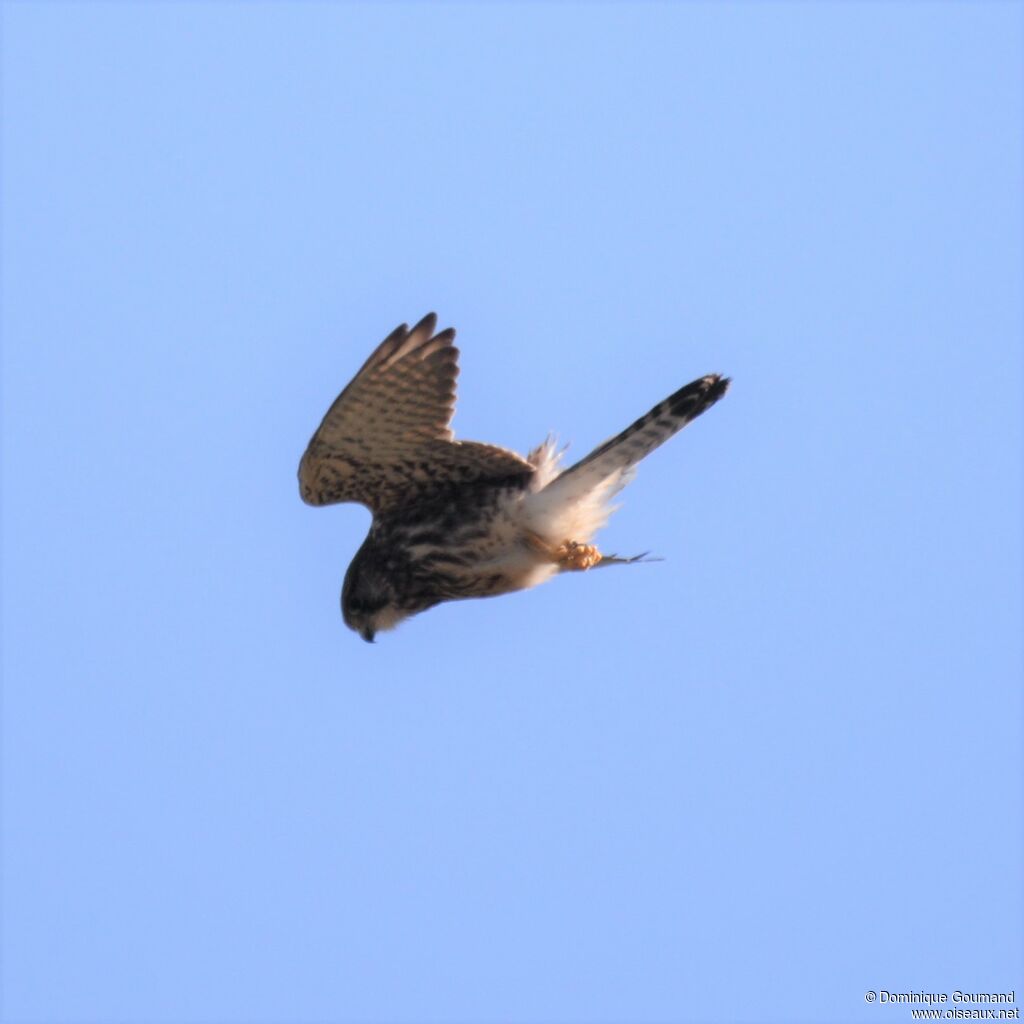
2;3;1021;1022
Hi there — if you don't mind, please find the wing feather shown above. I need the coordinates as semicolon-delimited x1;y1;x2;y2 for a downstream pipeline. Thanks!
299;314;532;512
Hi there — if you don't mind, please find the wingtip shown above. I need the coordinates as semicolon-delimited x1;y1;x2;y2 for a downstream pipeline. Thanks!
411;311;458;344
411;312;438;337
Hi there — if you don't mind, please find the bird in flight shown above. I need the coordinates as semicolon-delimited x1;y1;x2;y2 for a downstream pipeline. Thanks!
299;314;729;642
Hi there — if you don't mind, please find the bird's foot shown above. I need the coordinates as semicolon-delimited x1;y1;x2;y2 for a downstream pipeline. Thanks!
555;540;603;571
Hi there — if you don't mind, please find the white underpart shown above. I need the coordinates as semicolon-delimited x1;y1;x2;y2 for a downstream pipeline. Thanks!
520;438;635;551
417;438;639;598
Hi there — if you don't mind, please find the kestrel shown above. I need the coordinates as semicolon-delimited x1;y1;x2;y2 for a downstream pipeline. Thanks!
299;313;729;641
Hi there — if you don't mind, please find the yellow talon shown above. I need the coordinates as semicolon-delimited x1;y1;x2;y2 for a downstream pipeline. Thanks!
556;541;603;571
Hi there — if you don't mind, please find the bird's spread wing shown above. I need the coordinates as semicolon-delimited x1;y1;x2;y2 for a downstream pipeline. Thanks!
299;313;532;513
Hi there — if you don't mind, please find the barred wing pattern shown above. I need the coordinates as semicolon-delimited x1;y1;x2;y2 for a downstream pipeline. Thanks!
299;313;532;514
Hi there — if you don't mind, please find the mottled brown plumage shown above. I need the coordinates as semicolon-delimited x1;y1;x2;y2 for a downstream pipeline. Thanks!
299;315;531;513
299;313;729;641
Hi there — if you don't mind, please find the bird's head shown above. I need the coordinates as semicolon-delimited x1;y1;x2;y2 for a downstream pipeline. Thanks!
340;545;411;643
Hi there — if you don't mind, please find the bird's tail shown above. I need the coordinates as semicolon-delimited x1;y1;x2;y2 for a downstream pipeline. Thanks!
522;374;730;544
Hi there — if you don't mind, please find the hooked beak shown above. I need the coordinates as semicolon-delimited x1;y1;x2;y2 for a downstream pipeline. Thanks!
361;627;376;644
